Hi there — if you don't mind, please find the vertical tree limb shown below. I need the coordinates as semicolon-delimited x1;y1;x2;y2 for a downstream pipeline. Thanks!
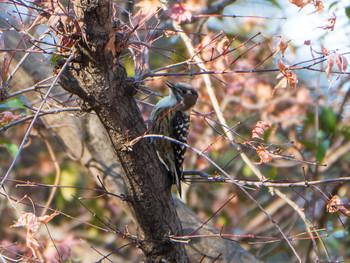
57;0;188;261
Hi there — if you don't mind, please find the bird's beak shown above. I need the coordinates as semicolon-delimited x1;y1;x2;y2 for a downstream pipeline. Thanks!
166;81;175;90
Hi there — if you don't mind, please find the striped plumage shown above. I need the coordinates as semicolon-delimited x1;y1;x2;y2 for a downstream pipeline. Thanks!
149;82;198;197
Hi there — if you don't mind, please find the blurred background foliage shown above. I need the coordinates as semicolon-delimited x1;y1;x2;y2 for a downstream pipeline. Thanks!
1;0;350;262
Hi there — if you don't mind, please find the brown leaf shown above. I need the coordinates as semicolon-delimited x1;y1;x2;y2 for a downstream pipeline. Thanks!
288;0;312;8
342;56;348;72
274;61;298;93
255;146;274;164
327;195;350;217
315;1;324;12
26;231;41;258
326;53;348;81
11;213;41;257
335;53;348;73
11;212;40;233
276;37;288;57
164;30;179;37
11;212;60;258
322;13;336;31
321;45;329;56
135;0;160;19
287;71;298;89
252;121;271;140
11;211;59;231
169;3;193;23
277;61;286;73
216;36;230;55
0;111;21;124
38;211;59;224
327;195;342;213
274;76;288;92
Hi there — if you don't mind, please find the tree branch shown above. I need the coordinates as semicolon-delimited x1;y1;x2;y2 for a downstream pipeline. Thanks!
57;0;188;261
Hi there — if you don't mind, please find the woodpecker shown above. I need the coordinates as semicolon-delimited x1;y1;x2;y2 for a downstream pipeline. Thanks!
149;82;199;197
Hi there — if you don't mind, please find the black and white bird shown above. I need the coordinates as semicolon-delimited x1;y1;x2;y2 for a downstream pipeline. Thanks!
149;82;199;197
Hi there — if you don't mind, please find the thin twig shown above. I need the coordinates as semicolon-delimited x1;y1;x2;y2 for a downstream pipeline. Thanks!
129;132;300;260
0;51;76;188
0;107;82;132
40;136;61;216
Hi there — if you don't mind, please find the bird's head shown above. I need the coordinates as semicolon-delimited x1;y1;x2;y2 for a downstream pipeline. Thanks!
166;81;199;111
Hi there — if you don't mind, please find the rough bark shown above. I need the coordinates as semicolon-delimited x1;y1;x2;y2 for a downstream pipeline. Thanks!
56;0;188;262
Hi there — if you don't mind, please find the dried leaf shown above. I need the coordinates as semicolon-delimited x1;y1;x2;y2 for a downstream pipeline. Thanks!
29;1;81;52
335;53;348;73
38;211;59;224
321;45;329;56
277;61;286;72
276;37;288;57
289;0;312;8
325;53;348;81
0;111;21;124
11;212;40;232
274;76;288;92
11;213;40;257
342;56;348;72
26;232;40;258
11;211;59;232
252;121;271;140
327;195;350;217
135;0;160;19
255;146;274;164
273;61;298;93
327;195;342;213
321;13;336;31
164;30;179;37
169;3;193;23
11;211;59;258
315;0;324;12
287;71;298;89
216;36;230;54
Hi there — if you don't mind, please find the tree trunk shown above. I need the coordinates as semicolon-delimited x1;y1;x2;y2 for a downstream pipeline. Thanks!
57;0;188;261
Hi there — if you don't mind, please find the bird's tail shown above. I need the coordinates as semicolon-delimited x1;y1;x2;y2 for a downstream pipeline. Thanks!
174;171;182;198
